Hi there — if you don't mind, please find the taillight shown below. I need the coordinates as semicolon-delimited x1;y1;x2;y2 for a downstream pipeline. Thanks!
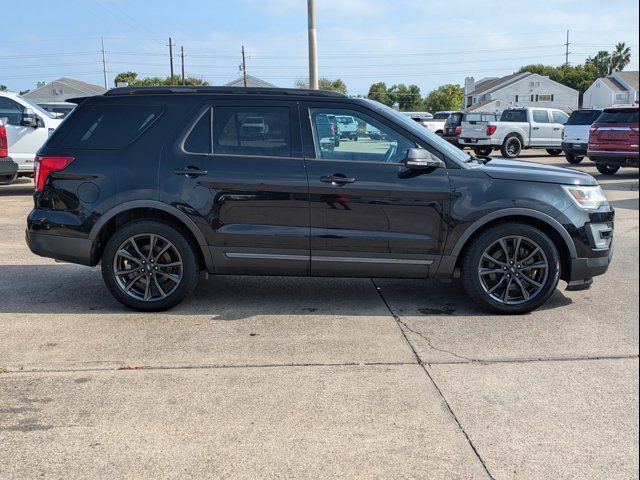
455;126;462;135
422;121;429;128
590;126;598;133
486;125;497;136
0;125;7;157
34;156;74;191
330;124;335;136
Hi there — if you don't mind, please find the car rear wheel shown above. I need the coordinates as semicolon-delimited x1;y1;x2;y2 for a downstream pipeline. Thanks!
473;146;493;157
565;153;584;164
500;135;522;159
461;223;560;314
596;163;620;175
101;220;200;311
546;149;563;156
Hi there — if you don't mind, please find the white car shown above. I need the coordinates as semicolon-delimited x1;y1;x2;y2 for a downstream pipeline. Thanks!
561;109;602;164
422;111;456;136
336;115;359;140
0;91;63;175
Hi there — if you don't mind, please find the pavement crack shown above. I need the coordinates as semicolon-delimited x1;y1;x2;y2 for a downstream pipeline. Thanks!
370;278;495;480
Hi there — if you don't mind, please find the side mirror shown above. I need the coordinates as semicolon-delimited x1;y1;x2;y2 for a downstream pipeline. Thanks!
21;108;38;128
405;148;445;170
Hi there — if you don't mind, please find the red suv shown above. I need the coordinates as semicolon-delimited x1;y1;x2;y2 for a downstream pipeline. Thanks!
588;106;639;174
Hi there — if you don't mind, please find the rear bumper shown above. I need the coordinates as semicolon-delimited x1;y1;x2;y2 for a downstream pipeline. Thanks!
442;135;461;146
26;230;94;266
459;138;492;146
562;142;588;155
587;150;639;167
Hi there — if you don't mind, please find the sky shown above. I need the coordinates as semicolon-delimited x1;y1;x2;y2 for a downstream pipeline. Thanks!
2;0;639;96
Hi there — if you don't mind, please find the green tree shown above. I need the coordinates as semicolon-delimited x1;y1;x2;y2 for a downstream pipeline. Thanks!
0;85;7;92
388;84;423;111
517;64;557;77
423;84;464;112
295;77;347;94
610;42;632;73
585;51;612;77
113;72;208;87
366;81;392;106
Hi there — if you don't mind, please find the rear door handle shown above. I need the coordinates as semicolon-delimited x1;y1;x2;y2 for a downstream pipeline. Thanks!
320;174;356;185
174;167;208;177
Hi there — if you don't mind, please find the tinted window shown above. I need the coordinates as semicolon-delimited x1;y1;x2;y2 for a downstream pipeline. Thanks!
532;110;550;123
433;112;451;120
0;98;24;126
501;110;527;122
445;113;462;125
567;110;602;126
213;107;290;157
552;111;568;124
464;113;484;122
184;108;212;154
61;104;162;149
597;108;640;124
310;108;417;164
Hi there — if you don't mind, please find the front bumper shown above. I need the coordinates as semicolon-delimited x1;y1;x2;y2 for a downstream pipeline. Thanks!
569;247;613;282
562;142;588;155
26;230;94;266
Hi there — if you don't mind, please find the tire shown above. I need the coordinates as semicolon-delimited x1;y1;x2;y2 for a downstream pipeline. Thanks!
546;149;563;156
435;131;443;137
461;223;560;314
473;146;493;157
353;135;358;141
101;220;200;311
596;163;620;175
500;135;523;159
565;153;584;164
334;137;340;147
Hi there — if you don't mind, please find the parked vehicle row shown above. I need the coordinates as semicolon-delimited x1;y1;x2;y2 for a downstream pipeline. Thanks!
27;86;614;315
459;107;569;158
0;91;62;176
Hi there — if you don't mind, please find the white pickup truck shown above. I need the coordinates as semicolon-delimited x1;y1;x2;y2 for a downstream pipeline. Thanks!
0;91;63;175
459;107;569;158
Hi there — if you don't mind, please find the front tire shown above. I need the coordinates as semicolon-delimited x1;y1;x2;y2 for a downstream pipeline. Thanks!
596;163;620;175
546;149;563;156
501;135;523;159
461;223;560;314
101;220;200;311
565;153;584;164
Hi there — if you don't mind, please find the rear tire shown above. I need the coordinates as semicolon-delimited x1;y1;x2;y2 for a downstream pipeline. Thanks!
101;220;200;311
546;149;563;156
500;135;523;159
461;223;560;314
596;163;620;175
473;146;493;157
565;153;584;164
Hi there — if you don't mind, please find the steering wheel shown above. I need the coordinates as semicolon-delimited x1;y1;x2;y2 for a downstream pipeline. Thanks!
382;142;398;163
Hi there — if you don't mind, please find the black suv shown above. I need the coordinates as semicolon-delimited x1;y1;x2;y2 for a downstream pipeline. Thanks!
27;87;614;314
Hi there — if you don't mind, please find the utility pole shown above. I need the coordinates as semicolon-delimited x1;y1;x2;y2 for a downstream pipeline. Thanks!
168;37;175;84
101;37;108;89
180;46;185;85
307;0;318;89
241;46;247;87
564;30;571;66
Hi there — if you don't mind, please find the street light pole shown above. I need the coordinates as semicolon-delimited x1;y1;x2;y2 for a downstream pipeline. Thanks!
307;0;318;89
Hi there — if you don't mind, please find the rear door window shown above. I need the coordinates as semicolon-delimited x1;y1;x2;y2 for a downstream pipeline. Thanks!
61;104;163;149
213;106;291;157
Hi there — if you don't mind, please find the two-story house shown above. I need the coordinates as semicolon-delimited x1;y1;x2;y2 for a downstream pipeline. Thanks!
582;71;639;109
464;72;579;113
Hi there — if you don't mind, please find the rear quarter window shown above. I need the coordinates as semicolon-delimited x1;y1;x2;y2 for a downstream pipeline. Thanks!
60;104;163;149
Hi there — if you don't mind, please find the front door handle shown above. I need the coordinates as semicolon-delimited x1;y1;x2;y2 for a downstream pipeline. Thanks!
320;174;356;185
532;127;540;130
174;167;208;178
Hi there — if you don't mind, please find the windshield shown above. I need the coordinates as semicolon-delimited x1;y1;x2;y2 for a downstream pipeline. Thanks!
567;110;601;125
597;108;639;124
501;110;527;122
18;96;57;119
433;112;452;120
363;99;470;164
445;113;462;125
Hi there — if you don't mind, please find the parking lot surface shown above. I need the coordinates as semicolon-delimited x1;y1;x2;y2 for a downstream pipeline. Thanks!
1;151;638;479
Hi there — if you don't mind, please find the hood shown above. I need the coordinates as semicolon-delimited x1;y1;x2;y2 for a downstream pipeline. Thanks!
480;159;597;186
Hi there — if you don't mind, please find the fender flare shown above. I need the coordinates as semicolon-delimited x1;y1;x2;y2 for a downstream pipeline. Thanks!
89;200;214;271
449;208;577;259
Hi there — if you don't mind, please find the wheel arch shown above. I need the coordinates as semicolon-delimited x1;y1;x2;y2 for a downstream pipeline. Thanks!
503;131;524;145
445;208;576;281
88;200;214;272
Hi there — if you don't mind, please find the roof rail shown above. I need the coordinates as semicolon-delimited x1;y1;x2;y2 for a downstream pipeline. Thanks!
104;86;346;98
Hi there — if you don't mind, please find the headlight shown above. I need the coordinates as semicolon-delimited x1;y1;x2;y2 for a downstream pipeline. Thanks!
562;185;608;210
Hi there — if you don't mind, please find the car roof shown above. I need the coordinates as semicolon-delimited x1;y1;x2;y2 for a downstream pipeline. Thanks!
103;86;346;98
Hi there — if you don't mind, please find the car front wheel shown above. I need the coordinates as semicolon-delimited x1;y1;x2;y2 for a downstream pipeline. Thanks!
461;223;560;314
101;220;200;311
